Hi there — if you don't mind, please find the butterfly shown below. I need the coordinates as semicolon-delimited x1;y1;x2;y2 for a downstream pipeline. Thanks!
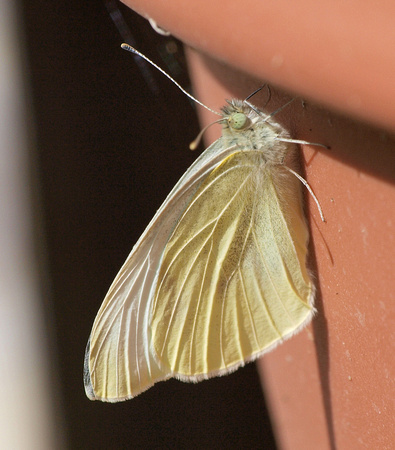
84;44;325;402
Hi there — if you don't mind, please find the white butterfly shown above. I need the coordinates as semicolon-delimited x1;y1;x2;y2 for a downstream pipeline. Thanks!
84;45;325;402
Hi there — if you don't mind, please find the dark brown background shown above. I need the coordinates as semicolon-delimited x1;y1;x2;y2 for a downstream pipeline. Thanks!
22;1;276;447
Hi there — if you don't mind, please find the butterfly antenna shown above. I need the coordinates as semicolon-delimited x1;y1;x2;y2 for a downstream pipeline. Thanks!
244;85;266;102
243;85;264;114
106;1;160;94
244;84;271;103
121;44;221;116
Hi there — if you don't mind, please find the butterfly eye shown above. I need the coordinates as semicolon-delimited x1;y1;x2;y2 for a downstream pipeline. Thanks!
228;112;250;130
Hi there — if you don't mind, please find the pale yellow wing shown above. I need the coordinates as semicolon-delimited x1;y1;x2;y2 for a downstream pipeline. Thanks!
84;138;239;401
150;150;315;379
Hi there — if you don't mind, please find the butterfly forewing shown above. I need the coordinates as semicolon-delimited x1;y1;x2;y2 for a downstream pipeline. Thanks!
85;139;240;400
85;233;169;401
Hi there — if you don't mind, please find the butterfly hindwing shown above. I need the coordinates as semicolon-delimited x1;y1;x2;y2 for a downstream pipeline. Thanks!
150;149;314;379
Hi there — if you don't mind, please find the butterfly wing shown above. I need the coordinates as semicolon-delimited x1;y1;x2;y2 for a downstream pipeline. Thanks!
84;137;238;401
150;150;315;379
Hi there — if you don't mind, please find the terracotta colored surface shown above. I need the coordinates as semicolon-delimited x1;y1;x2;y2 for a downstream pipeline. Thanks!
123;2;395;448
124;0;395;132
185;50;395;449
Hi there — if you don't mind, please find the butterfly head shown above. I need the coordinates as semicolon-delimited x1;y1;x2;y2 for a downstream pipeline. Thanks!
222;99;265;132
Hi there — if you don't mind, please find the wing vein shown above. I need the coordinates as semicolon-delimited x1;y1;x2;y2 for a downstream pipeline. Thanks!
157;161;255;363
